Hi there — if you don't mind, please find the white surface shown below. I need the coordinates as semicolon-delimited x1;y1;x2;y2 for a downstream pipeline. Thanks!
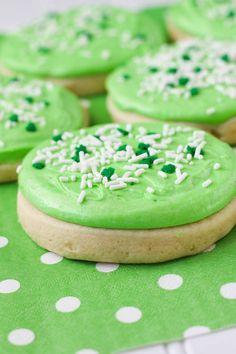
0;1;235;353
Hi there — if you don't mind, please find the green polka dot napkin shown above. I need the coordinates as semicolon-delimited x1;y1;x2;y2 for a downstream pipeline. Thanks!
1;183;236;354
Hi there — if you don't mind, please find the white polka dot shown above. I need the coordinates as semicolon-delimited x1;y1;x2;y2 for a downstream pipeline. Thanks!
8;328;35;346
0;279;20;294
220;282;236;299
55;296;81;313
0;236;8;248
158;274;183;290
184;326;210;338
40;252;63;265
203;244;216;253
96;263;119;273
115;306;142;324
76;349;99;354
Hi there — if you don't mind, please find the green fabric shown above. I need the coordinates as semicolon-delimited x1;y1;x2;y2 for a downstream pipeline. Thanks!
0;6;165;78
18;123;236;229
1;183;236;353
87;95;112;125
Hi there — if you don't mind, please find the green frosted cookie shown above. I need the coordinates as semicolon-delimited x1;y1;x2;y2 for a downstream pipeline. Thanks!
0;6;165;96
0;75;83;182
107;39;236;143
19;122;236;229
17;122;236;263
168;0;236;40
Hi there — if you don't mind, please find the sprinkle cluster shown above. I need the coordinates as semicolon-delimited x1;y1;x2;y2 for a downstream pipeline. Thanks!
196;0;236;23
0;77;53;148
120;39;236;103
29;124;220;204
19;6;149;61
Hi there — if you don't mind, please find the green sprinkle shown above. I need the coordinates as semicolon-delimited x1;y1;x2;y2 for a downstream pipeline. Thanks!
77;30;93;40
220;53;230;63
44;100;50;107
134;33;146;40
167;67;178;74
227;10;235;18
52;133;63;142
9;114;19;122
72;155;80;163
161;164;176;174
99;21;109;29
147;132;157;135
186;145;204;157
138;143;150;151
101;167;115;180
38;46;51;54
25;96;34;104
122;73;130;80
9;77;19;83
75;144;88;154
25;122;37;132
182;53;191;61
117;144;127;151
93;134;101;141
193;66;202;73
178;77;189;86
167;82;175;88
149;67;159;73
117;128;129;136
32;161;45;169
140;156;156;167
190;87;200;96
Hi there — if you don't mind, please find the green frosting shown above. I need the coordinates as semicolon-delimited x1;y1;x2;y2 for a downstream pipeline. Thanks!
107;39;236;125
19;122;236;229
169;0;236;40
0;76;83;164
0;6;165;78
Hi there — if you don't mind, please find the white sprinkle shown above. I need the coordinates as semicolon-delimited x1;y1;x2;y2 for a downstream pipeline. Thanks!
59;176;69;182
146;187;155;194
153;158;165;165
16;165;22;174
110;182;127;190
101;49;111;60
87;179;93;188
202;179;212;188
158;171;167;178
77;190;86;204
80;175;87;189
214;163;221;170
0;140;5;148
128;152;148;163
135;168;145;176
175;172;188;185
207;107;216;115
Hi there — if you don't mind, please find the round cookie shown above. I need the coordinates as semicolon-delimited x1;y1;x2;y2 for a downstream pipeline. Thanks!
107;39;236;144
18;122;236;263
0;75;84;183
167;0;236;41
0;6;165;96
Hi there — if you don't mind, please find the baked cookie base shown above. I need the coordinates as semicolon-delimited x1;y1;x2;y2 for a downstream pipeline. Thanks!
166;17;193;41
17;191;236;264
107;97;236;144
0;63;107;96
0;163;19;183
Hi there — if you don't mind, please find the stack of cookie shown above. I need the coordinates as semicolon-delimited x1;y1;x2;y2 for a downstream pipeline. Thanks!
1;3;236;264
